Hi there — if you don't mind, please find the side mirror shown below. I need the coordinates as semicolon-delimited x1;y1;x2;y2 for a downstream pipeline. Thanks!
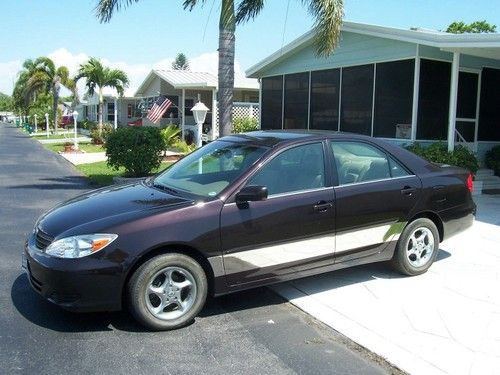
235;185;268;205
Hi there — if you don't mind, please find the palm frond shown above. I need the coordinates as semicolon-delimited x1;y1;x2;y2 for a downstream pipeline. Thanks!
305;0;344;56
183;0;205;11
236;0;264;24
95;0;140;23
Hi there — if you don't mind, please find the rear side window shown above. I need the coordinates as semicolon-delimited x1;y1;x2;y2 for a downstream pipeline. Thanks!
331;141;409;185
248;143;325;196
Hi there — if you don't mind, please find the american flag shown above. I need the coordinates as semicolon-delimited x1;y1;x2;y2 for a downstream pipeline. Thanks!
146;95;172;124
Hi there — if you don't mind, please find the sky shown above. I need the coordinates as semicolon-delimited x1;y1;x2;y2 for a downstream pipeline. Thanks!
1;0;499;97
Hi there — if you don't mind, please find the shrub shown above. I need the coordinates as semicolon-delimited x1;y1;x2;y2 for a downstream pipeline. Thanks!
160;125;181;149
232;117;258;133
172;138;196;153
79;120;97;130
90;123;113;144
405;142;479;174
105;127;166;177
485;145;500;176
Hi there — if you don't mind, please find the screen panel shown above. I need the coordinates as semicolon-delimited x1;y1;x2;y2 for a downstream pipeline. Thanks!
340;64;374;136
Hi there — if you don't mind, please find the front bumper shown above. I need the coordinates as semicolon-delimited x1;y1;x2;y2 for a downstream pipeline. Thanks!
24;238;124;312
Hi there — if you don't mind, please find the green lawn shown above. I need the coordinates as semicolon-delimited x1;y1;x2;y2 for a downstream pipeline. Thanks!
76;161;173;186
44;143;104;153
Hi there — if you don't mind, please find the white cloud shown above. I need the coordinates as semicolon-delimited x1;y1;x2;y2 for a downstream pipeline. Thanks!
0;60;22;94
0;49;257;98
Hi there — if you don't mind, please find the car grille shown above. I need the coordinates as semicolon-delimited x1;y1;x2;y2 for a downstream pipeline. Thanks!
35;228;53;250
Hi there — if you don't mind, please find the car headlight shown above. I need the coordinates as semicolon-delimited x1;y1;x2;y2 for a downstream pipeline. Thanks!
45;234;118;259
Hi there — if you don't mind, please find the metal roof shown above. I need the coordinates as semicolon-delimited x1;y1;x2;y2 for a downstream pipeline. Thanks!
246;21;500;77
135;70;259;96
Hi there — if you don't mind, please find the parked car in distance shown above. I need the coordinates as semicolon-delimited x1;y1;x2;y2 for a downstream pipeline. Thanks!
60;115;73;127
23;131;476;330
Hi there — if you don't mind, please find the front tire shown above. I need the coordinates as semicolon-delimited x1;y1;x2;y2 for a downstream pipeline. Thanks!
392;218;440;276
127;253;208;331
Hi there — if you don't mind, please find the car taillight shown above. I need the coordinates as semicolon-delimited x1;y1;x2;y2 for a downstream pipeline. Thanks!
466;174;473;193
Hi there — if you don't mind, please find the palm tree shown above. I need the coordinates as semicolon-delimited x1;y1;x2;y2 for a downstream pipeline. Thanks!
94;0;343;137
74;57;129;136
18;57;75;133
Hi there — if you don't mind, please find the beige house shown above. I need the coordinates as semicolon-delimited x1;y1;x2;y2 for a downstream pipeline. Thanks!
134;70;259;140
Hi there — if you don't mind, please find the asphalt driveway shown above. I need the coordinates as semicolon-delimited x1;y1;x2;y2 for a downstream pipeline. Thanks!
0;123;393;374
274;196;500;375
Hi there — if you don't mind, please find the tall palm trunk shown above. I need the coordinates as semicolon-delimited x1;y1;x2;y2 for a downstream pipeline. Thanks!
53;76;61;134
218;0;235;137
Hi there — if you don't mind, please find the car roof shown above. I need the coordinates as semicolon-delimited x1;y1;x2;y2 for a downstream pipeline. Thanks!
220;130;376;148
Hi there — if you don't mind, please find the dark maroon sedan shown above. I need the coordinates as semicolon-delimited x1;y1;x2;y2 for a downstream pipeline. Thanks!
23;131;475;330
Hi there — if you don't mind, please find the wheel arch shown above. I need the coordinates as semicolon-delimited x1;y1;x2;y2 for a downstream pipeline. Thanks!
408;211;444;242
122;244;216;307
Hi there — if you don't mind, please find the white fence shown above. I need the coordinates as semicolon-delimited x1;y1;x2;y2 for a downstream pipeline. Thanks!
212;102;260;139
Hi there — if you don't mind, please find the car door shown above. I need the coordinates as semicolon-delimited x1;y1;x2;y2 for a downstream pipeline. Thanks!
330;140;421;263
220;142;336;287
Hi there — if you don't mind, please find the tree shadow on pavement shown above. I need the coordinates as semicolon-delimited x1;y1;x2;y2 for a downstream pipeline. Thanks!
7;176;89;191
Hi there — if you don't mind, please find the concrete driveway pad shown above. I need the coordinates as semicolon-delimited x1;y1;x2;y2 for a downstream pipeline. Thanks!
273;195;500;375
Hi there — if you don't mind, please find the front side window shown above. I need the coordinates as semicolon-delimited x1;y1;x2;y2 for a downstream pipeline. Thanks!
248;143;325;196
331;141;409;185
154;141;267;197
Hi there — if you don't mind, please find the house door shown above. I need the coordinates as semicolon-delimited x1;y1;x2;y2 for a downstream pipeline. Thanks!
455;71;480;152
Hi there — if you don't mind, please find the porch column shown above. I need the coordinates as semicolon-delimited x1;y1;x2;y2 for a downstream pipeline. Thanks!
181;89;185;140
410;45;420;142
447;51;460;151
212;88;217;139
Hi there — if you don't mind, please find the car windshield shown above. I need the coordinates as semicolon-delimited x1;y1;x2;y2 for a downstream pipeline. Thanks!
153;140;268;198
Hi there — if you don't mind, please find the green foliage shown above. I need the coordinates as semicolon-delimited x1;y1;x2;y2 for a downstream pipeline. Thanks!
90;123;113;144
160;125;181;148
171;138;196;153
0;92;13;111
232;117;259;133
27;92;52;123
485;145;500;176
446;20;496;34
172;53;189;70
78;119;97;130
405;142;479;174
105;127;166;177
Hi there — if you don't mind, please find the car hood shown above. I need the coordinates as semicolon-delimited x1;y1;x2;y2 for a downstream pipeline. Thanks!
37;181;192;237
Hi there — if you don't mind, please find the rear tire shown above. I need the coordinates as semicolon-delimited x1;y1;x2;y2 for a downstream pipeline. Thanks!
392;218;440;276
127;253;207;331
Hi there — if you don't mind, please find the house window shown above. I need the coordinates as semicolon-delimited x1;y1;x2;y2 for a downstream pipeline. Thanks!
340;64;374;136
107;102;115;122
310;69;340;130
261;76;283;129
127;104;133;118
417;59;451;140
163;96;179;118
283;72;309;129
478;68;500;141
373;60;414;138
184;99;194;117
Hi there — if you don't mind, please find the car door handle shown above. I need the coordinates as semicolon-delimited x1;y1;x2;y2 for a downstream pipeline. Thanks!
400;186;417;196
313;201;332;212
